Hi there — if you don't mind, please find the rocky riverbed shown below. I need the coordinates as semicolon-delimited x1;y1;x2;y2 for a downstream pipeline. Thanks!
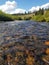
0;21;49;65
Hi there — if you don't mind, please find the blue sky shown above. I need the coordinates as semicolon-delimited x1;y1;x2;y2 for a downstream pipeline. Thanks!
0;0;49;14
0;0;49;10
16;0;49;10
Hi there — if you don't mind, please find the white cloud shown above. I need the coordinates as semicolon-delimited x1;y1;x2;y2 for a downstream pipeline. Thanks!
41;3;49;9
29;3;49;13
0;1;17;13
29;6;40;13
0;1;26;14
0;1;49;14
10;8;26;14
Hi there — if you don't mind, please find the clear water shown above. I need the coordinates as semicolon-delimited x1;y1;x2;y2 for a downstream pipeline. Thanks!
0;21;49;45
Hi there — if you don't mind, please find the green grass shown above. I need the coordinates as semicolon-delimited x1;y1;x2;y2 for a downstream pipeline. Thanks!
0;11;14;21
32;9;49;22
0;9;49;22
32;15;46;22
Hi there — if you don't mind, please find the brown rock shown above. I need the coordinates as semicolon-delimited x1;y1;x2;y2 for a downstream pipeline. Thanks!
45;41;49;45
46;48;49;55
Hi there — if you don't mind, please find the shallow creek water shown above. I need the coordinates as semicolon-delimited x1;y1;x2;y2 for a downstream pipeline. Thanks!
0;20;49;53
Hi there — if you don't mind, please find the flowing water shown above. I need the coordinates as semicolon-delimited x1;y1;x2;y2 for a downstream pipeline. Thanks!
0;20;49;52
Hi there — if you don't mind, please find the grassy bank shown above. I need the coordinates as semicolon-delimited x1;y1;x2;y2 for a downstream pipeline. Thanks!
0;11;14;21
12;9;49;22
32;9;49;22
0;9;49;22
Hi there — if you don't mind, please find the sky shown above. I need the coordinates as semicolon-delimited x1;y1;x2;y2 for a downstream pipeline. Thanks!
0;0;49;14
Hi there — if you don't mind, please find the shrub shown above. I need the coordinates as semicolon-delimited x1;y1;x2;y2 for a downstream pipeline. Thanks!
0;11;14;21
24;16;32;20
45;17;49;22
32;15;46;22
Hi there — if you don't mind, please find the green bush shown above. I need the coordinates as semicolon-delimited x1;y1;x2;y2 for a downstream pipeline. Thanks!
24;16;31;20
16;17;22;20
45;17;49;22
32;15;46;22
0;11;14;21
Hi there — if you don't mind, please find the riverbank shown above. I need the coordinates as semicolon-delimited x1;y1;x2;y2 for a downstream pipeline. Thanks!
0;9;49;22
